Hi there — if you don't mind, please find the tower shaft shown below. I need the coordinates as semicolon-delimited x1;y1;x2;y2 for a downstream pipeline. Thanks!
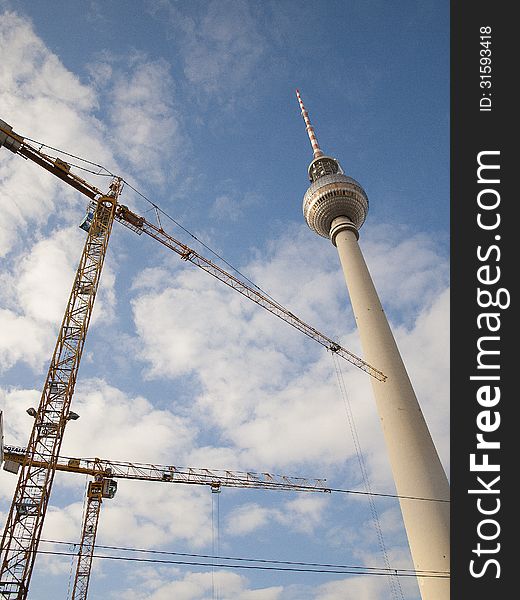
331;217;450;600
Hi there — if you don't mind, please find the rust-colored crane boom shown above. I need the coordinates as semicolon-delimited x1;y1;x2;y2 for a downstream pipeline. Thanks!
115;206;386;381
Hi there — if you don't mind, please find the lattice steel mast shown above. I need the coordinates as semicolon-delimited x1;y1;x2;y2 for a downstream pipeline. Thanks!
0;167;120;598
70;477;115;600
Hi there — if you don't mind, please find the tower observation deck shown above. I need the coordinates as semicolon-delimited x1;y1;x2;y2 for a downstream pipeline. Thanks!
296;90;450;600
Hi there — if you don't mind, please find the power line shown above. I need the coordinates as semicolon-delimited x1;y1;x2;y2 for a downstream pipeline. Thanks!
36;548;449;579
40;539;449;578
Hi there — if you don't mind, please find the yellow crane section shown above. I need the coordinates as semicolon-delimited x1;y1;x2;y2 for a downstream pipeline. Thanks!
0;120;385;381
2;445;330;492
3;445;330;600
0;136;121;598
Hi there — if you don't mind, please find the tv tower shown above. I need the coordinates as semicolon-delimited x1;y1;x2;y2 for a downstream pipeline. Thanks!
296;90;450;600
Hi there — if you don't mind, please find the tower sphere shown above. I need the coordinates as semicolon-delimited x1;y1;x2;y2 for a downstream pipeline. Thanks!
303;155;369;238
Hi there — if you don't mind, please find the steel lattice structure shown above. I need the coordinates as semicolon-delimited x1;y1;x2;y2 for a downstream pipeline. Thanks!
2;447;331;493
115;206;386;381
70;479;110;600
0;180;121;599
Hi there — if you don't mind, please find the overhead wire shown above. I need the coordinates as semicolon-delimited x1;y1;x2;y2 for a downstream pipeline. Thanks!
36;541;449;579
40;538;449;576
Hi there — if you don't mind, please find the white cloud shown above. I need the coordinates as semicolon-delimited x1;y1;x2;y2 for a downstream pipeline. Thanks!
226;495;328;537
395;287;450;476
225;502;271;536
14;227;83;323
0;226;117;372
0;12;109;257
362;224;448;321
0;11;184;261
97;482;213;549
60;379;196;465
0;12;96;114
211;194;243;222
113;568;283;600
149;0;266;98
0;310;54;371
98;54;184;185
313;575;393;600
130;224;449;484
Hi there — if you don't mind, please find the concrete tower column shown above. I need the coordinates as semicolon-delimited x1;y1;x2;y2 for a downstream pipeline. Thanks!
296;90;449;600
330;217;450;600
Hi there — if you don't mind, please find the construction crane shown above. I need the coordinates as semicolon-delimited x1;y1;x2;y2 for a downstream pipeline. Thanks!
0;119;383;599
2;445;330;600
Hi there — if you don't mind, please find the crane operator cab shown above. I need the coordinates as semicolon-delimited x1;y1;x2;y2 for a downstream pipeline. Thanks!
88;478;117;500
79;202;96;232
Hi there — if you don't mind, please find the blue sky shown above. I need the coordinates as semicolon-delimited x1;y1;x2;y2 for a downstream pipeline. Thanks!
0;1;449;599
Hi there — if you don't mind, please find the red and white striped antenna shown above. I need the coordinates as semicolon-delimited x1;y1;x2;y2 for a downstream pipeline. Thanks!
296;89;324;159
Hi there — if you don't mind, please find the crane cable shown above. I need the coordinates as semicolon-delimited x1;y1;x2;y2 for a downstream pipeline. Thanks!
332;351;405;600
22;133;292;316
121;178;288;313
22;136;115;178
211;488;221;600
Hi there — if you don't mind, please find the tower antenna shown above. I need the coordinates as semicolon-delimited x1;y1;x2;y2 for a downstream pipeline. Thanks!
296;89;324;159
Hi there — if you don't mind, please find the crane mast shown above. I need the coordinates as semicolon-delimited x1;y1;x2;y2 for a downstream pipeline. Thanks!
0;178;121;598
71;477;117;600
